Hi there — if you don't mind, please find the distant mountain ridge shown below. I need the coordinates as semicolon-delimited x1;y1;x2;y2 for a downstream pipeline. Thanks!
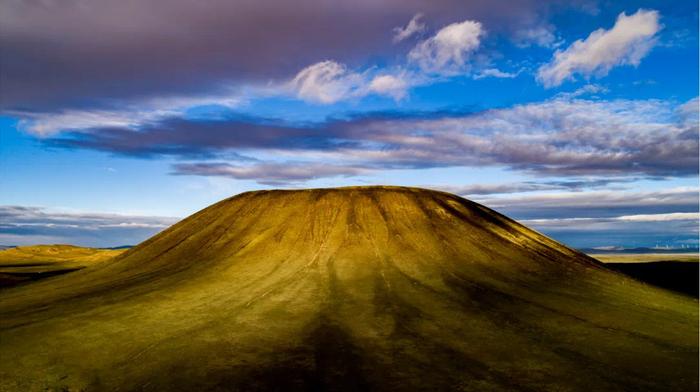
582;246;699;254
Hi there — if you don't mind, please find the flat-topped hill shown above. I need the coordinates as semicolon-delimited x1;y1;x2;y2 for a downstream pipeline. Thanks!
0;186;696;391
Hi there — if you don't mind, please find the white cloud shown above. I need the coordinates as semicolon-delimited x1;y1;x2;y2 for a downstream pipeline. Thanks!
474;68;518;80
0;205;179;247
18;110;150;137
516;211;699;240
537;9;661;88
393;13;426;43
291;61;415;104
555;84;609;99
368;74;409;100
174;162;368;185
475;187;699;211
14;93;244;137
290;18;487;104
430;178;632;196
616;212;698;222
521;212;699;226
258;96;698;178
291;60;365;104
677;97;699;124
408;19;483;75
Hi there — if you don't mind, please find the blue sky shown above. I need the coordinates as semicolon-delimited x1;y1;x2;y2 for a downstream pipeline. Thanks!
0;0;698;248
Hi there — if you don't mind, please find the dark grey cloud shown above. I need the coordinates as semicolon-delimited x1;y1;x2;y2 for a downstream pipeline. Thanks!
46;97;700;182
47;116;348;158
0;0;582;112
0;205;178;247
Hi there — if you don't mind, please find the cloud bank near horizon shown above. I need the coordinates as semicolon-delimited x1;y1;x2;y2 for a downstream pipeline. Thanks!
45;96;698;185
0;206;178;248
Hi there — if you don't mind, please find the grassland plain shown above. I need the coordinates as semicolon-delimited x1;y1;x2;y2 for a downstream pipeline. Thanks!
0;187;697;391
590;253;699;263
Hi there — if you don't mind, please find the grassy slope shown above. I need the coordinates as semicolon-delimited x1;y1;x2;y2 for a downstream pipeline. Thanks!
0;245;126;288
0;187;697;391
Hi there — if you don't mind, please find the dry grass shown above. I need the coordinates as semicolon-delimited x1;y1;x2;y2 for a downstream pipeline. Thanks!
0;245;126;288
0;187;696;391
0;244;125;268
591;253;699;264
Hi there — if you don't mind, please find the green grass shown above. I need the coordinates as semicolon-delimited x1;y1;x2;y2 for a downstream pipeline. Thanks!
0;187;697;391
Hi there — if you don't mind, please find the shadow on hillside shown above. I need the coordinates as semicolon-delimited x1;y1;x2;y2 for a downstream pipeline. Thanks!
606;262;699;298
0;268;82;289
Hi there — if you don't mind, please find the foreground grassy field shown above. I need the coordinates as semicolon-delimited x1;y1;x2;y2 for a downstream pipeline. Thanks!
0;187;697;391
0;245;126;288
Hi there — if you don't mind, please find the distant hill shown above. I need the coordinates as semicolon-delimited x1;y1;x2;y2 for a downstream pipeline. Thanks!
100;245;133;250
0;244;126;288
0;187;696;391
0;244;125;263
581;246;699;254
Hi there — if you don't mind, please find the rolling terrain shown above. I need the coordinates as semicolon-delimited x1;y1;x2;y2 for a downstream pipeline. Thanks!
0;187;697;391
0;245;126;288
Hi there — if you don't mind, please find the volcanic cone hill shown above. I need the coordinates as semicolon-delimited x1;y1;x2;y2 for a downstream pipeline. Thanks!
0;187;697;391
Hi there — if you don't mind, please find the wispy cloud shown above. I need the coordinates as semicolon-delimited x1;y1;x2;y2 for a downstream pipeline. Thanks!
615;212;699;222
488;189;699;248
521;212;698;226
473;68;519;80
474;187;699;219
393;13;427;43
291;61;368;104
290;16;487;104
512;24;561;48
432;177;637;196
518;211;698;248
0;206;178;247
46;115;336;158
408;19;484;75
368;74;410;100
555;84;608;99
290;61;411;104
172;162;369;186
13;93;245;137
538;9;661;87
47;96;699;182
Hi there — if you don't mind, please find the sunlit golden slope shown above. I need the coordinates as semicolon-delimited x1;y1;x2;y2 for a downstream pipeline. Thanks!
0;187;697;391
